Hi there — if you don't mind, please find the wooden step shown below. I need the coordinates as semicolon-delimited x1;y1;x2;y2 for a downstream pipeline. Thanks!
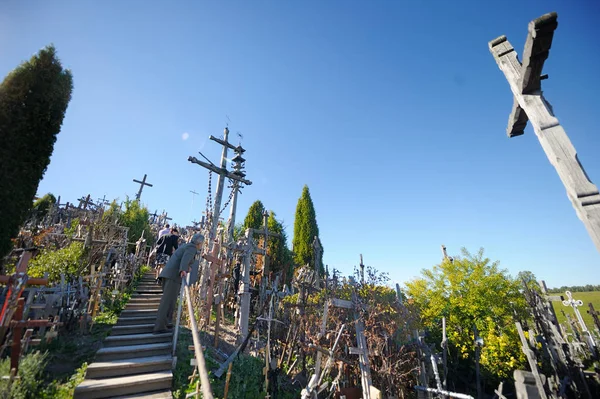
117;316;157;326
113;390;173;399
136;288;163;294
130;293;162;302
111;324;155;336
85;355;172;379
121;309;158;318
128;298;161;304
95;342;171;362
104;332;172;347
126;302;160;310
74;370;172;399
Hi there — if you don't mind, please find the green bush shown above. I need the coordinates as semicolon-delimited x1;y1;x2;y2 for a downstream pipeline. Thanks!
28;241;85;282
32;193;56;219
0;351;48;398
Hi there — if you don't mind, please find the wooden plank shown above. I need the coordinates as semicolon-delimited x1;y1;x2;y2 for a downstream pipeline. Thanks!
489;35;600;255
348;347;363;355
519;12;557;95
330;298;352;309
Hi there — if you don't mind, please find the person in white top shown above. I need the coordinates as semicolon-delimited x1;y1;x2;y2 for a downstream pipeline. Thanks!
158;224;170;238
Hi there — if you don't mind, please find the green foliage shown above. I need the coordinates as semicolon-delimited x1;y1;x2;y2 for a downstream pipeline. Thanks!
0;350;86;398
405;248;527;388
28;241;85;282
292;185;323;273
173;328;268;399
102;200;121;224
267;211;293;274
38;363;87;399
548;284;600;293
64;217;80;238
552;291;600;328
232;222;244;240
243;200;266;234
0;351;49;398
0;45;73;258
33;192;56;218
120;198;154;250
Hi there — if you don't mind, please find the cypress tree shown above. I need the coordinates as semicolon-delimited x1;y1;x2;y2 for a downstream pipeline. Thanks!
266;211;292;273
0;45;73;258
292;185;323;272
243;200;266;233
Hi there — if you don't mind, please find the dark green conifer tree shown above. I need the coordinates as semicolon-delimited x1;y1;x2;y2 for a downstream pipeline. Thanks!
0;45;73;257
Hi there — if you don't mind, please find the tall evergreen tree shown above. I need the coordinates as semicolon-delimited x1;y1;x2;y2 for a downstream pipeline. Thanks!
292;185;323;272
266;211;292;273
0;45;73;258
243;200;266;234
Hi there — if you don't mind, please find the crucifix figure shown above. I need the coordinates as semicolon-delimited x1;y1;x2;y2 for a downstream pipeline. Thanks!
133;174;153;201
489;12;600;254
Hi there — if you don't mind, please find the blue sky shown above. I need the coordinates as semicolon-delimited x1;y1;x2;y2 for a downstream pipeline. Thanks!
1;1;599;289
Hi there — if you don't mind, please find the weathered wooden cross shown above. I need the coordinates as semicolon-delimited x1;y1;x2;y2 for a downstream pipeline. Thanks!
188;127;251;241
133;174;153;201
489;12;600;254
77;194;94;210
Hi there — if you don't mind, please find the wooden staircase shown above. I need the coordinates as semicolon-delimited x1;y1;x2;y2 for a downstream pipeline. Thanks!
74;273;174;399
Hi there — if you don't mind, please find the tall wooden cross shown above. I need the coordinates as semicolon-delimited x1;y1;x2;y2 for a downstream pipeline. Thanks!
133;174;153;201
188;127;251;241
489;12;600;254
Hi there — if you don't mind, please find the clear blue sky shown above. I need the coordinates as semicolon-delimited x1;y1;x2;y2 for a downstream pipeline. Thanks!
1;1;599;289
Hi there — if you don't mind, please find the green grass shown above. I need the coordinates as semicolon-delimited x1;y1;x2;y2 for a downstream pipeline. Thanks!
550;291;600;332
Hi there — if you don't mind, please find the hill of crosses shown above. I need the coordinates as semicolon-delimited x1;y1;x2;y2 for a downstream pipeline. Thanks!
0;11;599;399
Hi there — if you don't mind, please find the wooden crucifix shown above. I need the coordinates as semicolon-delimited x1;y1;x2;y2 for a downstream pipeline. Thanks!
489;12;600;254
133;174;153;201
77;194;94;210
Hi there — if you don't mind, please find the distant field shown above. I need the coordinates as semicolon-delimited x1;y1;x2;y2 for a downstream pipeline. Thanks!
550;291;600;331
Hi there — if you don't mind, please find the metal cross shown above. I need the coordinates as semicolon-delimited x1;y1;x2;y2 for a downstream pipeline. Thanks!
562;290;597;354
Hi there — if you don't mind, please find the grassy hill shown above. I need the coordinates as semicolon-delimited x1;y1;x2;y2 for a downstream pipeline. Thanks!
550;291;600;332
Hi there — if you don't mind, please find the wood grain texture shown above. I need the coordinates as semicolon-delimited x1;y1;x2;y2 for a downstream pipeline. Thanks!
489;32;600;255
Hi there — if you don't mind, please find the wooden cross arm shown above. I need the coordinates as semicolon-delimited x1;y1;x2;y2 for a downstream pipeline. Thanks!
520;12;557;94
10;320;63;328
489;12;557;138
202;254;223;264
0;276;48;286
209;135;238;151
133;179;154;187
188;156;252;185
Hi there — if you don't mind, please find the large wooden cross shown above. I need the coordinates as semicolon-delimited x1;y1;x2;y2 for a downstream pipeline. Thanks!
188;127;251;241
133;174;153;201
489;12;600;254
